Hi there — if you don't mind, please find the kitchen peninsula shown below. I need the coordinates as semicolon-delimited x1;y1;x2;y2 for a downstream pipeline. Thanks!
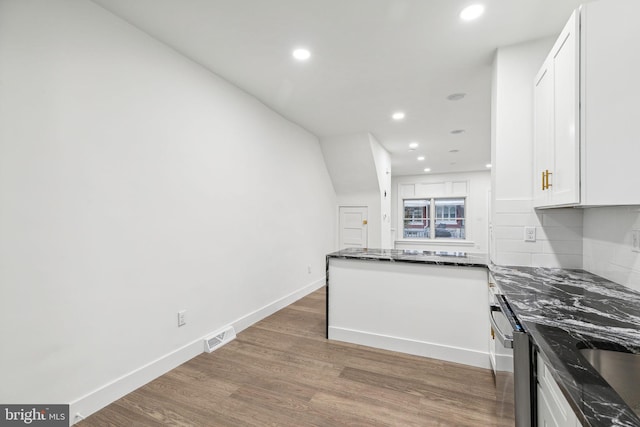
326;248;491;369
326;248;640;426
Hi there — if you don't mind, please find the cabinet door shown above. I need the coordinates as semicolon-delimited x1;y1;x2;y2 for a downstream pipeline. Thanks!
533;61;554;208
536;353;582;427
537;384;561;427
550;10;580;206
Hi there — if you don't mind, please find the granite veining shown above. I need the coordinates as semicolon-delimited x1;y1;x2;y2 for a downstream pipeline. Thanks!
325;249;640;425
326;247;489;267
491;266;640;427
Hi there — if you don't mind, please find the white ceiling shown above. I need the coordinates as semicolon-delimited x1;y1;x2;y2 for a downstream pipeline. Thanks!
91;0;591;176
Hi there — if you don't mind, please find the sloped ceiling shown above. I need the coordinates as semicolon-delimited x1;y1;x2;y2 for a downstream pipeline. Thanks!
91;0;593;175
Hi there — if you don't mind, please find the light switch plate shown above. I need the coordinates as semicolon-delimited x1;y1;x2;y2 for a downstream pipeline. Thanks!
524;226;536;242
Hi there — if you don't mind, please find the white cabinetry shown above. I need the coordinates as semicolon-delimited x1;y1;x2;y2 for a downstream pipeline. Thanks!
536;353;582;427
534;11;579;208
533;0;640;208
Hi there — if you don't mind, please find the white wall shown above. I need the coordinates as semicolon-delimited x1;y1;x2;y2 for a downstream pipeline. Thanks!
491;38;583;268
321;132;392;249
583;207;640;292
369;134;392;249
0;0;336;422
320;133;379;194
392;171;491;253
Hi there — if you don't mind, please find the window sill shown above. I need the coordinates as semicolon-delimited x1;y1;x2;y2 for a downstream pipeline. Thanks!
394;239;476;247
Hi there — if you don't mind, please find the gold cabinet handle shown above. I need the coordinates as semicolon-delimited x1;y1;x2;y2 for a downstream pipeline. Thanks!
542;170;553;190
545;170;552;189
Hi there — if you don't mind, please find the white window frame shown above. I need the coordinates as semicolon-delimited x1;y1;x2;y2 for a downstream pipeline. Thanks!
402;197;466;240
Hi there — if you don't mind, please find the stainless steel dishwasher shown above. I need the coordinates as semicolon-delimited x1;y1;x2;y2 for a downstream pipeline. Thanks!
489;279;532;426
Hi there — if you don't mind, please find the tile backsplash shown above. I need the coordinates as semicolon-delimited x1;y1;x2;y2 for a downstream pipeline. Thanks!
493;202;640;292
492;199;583;268
583;206;640;292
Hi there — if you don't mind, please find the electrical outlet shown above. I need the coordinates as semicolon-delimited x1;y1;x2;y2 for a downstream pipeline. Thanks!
632;230;640;252
178;310;186;327
524;226;536;242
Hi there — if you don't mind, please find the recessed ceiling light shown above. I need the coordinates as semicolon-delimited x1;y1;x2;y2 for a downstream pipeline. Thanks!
423;168;431;173
460;4;485;21
486;163;492;168
450;129;465;134
392;111;405;120
449;149;459;153
292;48;311;61
417;156;425;161
409;142;419;149
447;93;466;101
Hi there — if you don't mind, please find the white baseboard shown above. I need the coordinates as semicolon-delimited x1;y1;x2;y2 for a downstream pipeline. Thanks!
328;326;491;370
68;277;325;426
231;277;325;333
68;336;204;425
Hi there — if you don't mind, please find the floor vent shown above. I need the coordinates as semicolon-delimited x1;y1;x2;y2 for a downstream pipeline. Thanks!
204;325;236;353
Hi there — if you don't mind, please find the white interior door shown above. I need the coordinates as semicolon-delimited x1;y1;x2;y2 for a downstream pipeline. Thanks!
339;206;368;249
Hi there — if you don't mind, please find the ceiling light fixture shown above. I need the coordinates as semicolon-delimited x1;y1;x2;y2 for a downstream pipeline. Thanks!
447;93;466;101
417;156;425;161
292;48;311;61
392;111;405;120
409;142;419;149
460;4;485;21
486;163;492;168
423;168;431;173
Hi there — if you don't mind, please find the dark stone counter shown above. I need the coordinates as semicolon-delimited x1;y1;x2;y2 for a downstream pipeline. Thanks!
324;249;640;426
326;247;488;267
491;266;640;427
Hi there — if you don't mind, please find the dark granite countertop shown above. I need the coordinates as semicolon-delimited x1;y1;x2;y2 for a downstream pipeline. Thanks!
326;247;489;267
326;249;640;425
490;266;640;427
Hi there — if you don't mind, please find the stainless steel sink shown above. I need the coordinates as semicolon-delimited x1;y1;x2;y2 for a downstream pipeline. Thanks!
579;348;640;416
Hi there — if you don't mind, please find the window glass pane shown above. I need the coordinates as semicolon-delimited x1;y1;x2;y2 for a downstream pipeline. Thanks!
403;198;465;240
403;199;430;238
403;220;430;238
434;198;465;239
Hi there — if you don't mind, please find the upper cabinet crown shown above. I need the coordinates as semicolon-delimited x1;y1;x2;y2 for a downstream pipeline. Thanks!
533;0;640;208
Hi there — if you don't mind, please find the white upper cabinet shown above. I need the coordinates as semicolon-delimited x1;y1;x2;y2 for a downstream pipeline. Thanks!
533;57;552;207
534;0;640;208
534;11;579;208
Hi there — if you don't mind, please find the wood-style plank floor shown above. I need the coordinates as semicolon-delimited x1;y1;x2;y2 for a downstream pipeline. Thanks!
78;287;514;426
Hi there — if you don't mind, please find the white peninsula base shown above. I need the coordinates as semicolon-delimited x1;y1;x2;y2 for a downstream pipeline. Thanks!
327;258;490;369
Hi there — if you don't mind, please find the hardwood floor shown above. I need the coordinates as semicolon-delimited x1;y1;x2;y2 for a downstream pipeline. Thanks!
78;287;513;426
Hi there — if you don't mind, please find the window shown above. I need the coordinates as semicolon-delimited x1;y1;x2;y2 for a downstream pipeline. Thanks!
403;199;430;237
403;198;465;239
